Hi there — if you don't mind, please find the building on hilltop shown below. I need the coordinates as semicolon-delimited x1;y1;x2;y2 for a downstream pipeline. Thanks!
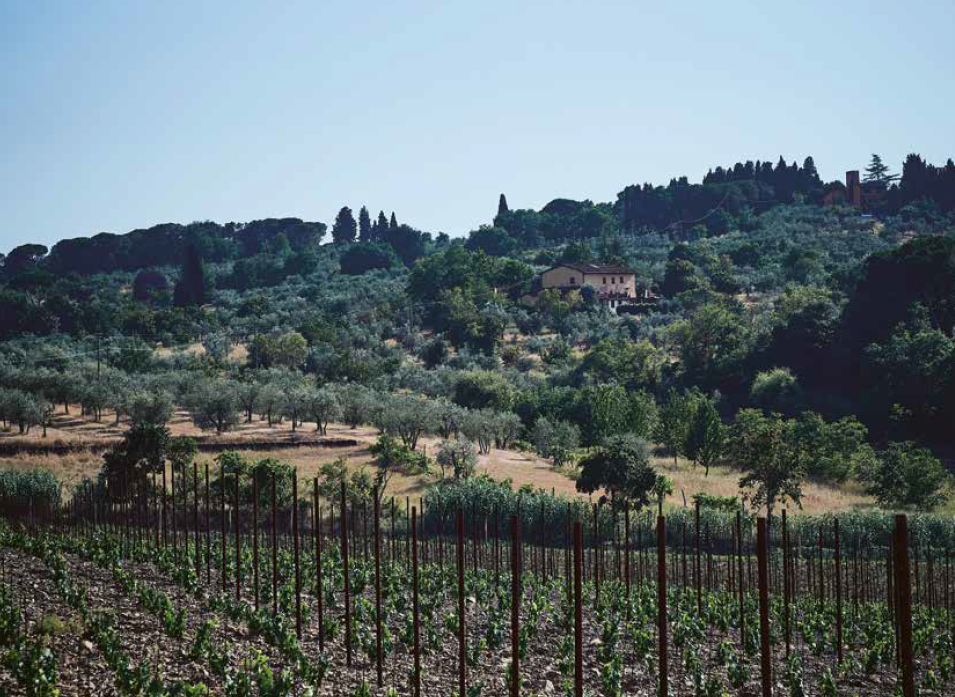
520;262;654;313
823;170;888;208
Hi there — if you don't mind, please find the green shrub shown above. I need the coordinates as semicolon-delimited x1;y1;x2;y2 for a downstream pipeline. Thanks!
858;441;950;510
209;451;296;508
0;469;61;518
692;493;741;513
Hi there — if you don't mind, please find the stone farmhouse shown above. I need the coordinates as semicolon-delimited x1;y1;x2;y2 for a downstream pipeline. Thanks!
521;262;646;313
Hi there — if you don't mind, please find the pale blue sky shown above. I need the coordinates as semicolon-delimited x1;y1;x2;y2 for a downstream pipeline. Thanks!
2;1;953;253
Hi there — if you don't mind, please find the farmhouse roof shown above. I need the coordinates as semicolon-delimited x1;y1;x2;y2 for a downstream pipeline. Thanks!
546;263;635;275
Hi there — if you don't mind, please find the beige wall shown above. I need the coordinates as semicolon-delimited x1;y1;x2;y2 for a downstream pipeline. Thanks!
541;266;636;297
541;266;581;288
582;272;635;297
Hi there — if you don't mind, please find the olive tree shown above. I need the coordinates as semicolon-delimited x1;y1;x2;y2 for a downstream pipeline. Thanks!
103;371;132;424
336;383;374;429
126;390;175;429
461;408;496;454
376;394;436;450
46;371;80;414
80;378;110;422
186;379;241;434
436;438;478;479
0;389;43;434
433;399;466;439
236;380;262;423
282;385;310;432
532;416;579;468
257;382;286;426
368;434;431;503
305;387;340;434
491;411;523;449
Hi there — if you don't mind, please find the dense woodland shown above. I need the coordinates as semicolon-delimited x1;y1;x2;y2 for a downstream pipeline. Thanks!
3;152;955;516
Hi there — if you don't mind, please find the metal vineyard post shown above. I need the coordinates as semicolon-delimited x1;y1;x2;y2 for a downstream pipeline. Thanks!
341;480;352;668
657;514;668;697
757;517;772;697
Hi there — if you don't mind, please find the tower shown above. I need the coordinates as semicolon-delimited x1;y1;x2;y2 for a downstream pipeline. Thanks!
846;170;862;206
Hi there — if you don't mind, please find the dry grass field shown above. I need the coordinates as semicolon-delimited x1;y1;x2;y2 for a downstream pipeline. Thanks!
0;405;878;513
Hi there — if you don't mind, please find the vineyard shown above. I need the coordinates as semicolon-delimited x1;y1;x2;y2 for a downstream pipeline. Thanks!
0;469;952;697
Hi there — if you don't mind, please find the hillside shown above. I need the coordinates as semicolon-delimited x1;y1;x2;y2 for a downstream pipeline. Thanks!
1;152;955;519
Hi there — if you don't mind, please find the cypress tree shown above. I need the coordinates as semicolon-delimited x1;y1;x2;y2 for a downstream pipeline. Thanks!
802;156;820;185
375;211;388;240
173;243;206;307
358;206;372;241
497;193;509;217
332;206;358;244
389;212;398;230
772;156;796;202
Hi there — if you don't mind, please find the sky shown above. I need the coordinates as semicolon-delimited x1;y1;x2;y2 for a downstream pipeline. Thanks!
2;0;953;254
